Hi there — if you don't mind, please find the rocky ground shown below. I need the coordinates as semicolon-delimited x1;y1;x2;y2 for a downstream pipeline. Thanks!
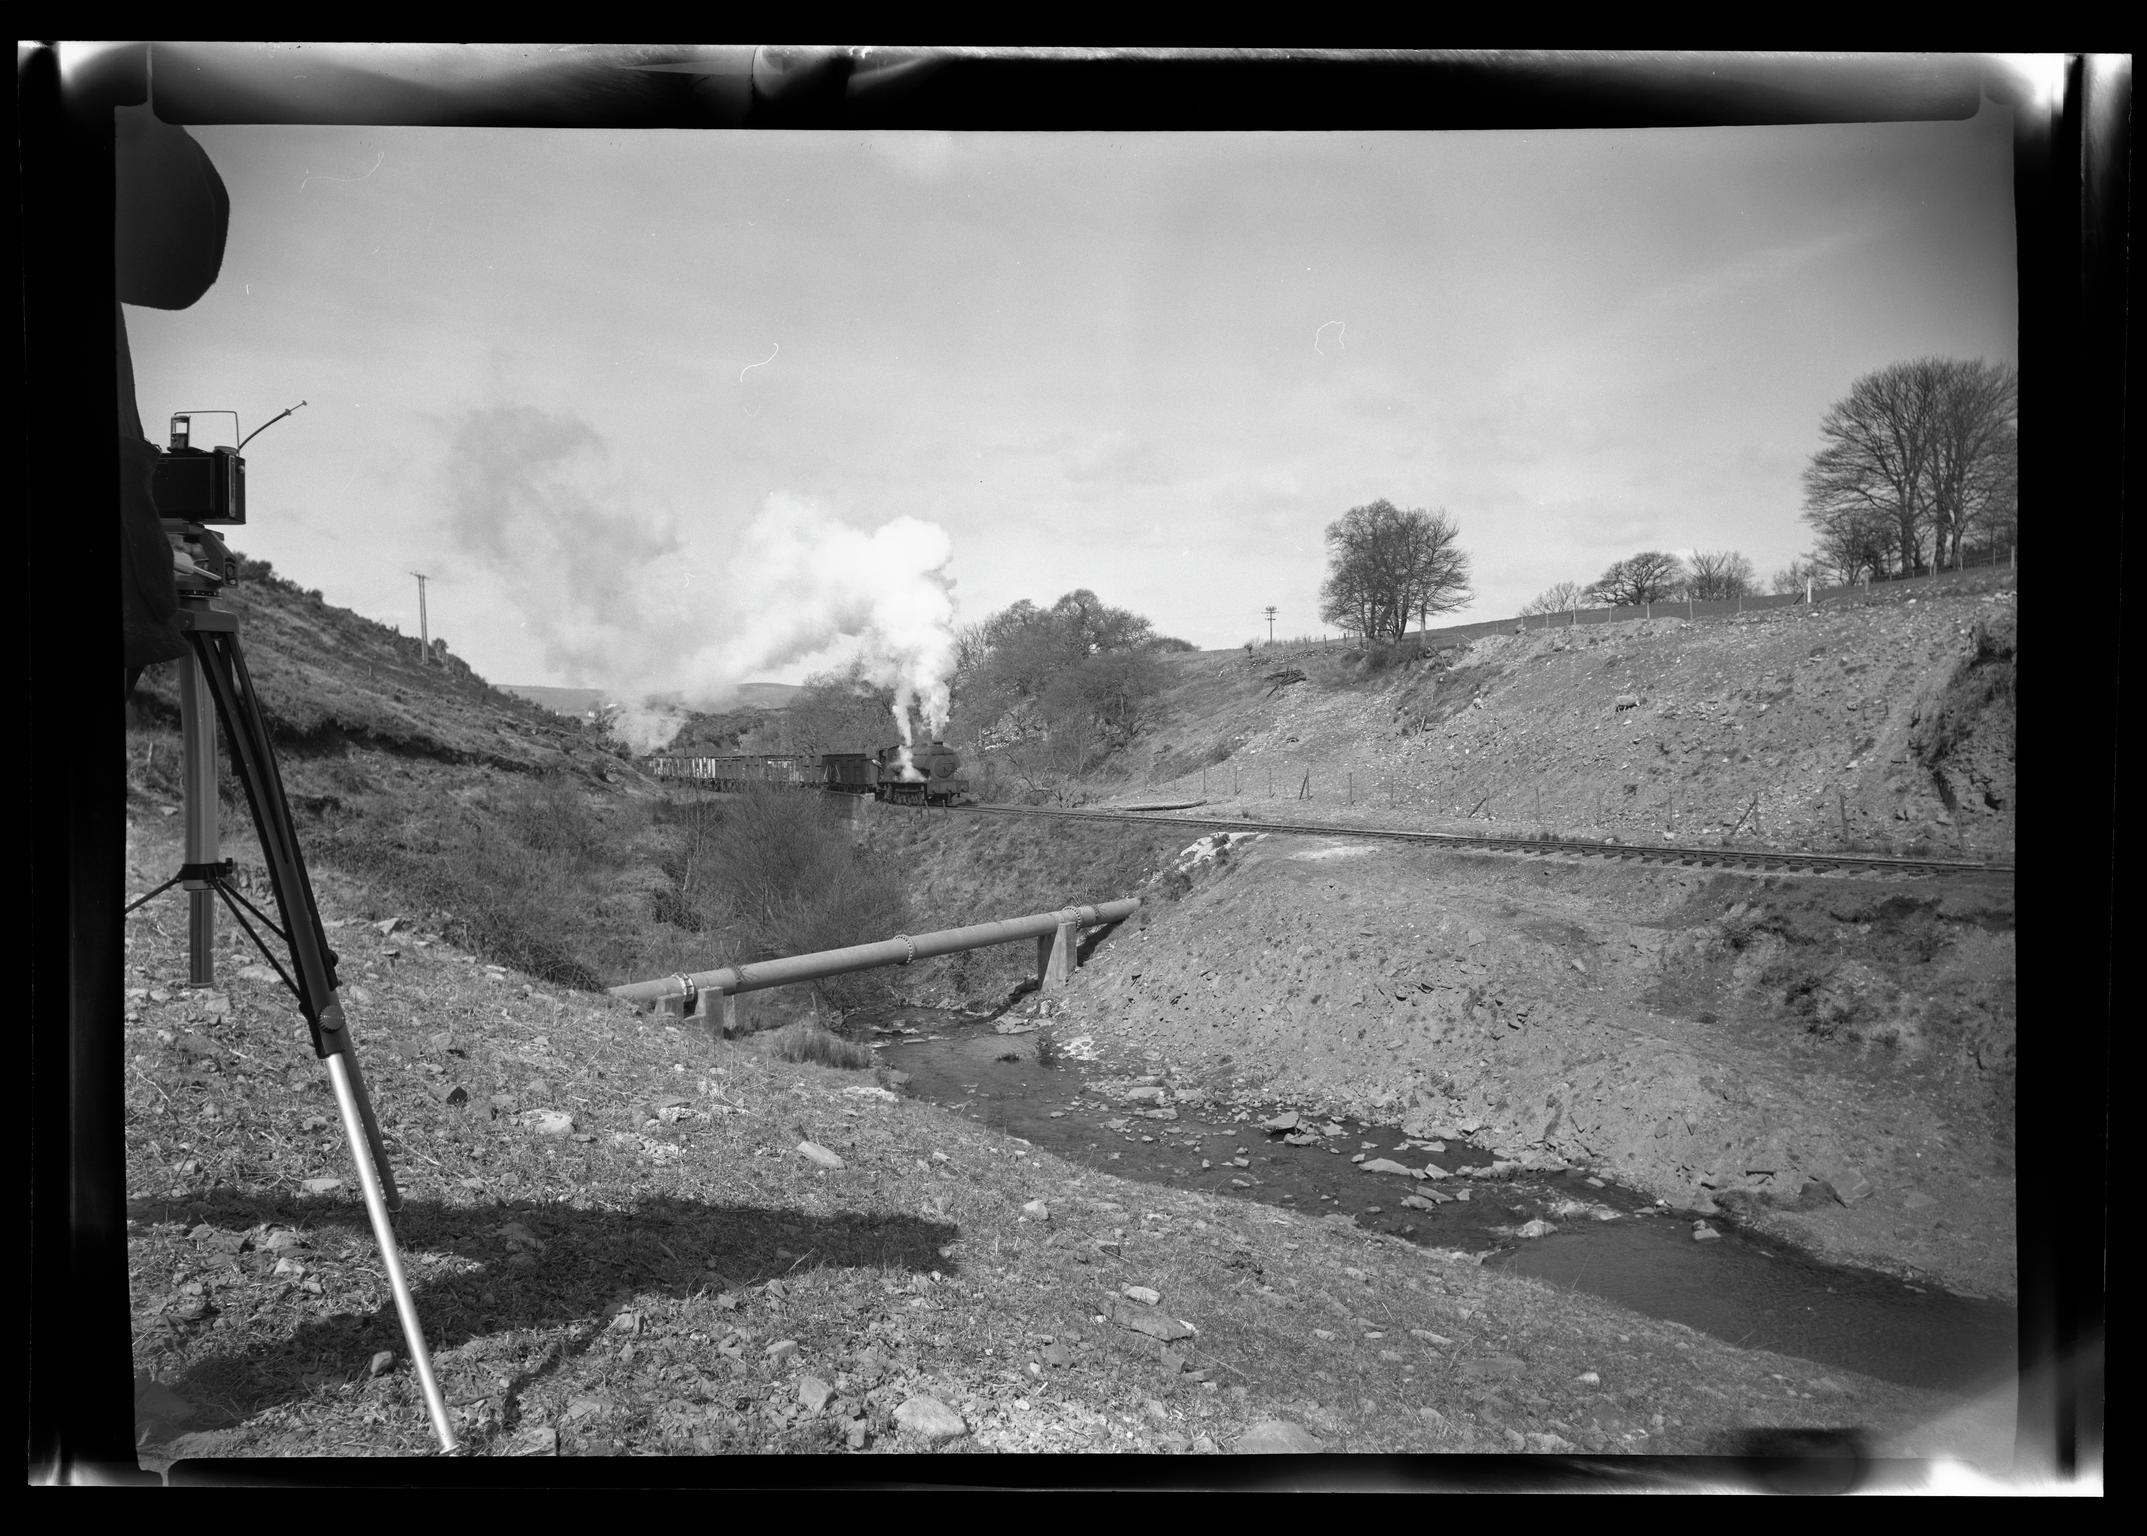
119;810;2011;1475
1121;571;2016;861
1045;832;2016;1304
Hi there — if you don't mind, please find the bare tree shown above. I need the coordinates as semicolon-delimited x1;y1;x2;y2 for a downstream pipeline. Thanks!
1684;550;1757;600
1519;579;1590;617
1319;500;1474;641
1768;556;1824;596
1592;551;1686;607
1923;360;2018;569
1801;357;2016;579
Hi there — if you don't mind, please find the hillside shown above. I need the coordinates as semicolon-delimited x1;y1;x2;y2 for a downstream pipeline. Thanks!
115;557;2020;1468
1107;568;2016;861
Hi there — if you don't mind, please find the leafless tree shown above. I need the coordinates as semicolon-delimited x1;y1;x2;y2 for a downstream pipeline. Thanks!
1684;550;1757;600
1801;357;2016;579
1319;500;1474;641
1769;556;1825;596
1519;579;1590;616
1591;551;1686;607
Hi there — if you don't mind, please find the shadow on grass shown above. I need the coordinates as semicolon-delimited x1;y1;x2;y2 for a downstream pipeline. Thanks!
132;1191;957;1437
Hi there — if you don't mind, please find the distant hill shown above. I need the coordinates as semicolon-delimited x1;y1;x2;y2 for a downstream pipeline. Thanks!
502;682;801;717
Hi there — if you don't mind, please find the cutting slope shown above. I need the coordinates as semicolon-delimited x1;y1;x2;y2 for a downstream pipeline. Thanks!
1117;571;2016;861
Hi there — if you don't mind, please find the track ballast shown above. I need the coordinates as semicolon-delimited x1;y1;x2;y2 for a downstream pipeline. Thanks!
942;802;2012;881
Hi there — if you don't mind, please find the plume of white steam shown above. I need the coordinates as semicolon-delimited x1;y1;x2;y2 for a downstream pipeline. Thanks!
444;406;959;754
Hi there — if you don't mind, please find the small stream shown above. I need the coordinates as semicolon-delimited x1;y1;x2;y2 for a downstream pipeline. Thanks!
864;1005;2015;1395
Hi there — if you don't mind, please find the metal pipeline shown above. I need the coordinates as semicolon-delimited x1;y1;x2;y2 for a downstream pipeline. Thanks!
610;898;1141;1010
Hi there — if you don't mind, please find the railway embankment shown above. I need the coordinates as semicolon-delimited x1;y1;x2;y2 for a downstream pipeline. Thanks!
1111;570;2016;863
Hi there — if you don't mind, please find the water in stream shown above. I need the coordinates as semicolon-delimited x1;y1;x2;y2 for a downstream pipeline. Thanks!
865;1005;2015;1396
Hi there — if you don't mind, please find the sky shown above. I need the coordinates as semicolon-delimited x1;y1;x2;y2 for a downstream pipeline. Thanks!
126;91;2019;719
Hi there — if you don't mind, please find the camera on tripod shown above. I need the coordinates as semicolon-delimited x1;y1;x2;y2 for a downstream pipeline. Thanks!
153;411;246;525
154;406;298;593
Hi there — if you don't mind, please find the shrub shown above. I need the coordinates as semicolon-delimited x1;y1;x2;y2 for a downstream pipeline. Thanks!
766;1018;876;1071
707;785;910;1007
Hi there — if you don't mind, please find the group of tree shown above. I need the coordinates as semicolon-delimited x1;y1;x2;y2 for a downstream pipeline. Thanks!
949;589;1190;777
1520;548;1757;616
1799;356;2017;582
1317;500;1474;641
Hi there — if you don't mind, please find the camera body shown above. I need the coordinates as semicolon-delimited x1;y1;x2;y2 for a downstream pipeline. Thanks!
152;442;246;525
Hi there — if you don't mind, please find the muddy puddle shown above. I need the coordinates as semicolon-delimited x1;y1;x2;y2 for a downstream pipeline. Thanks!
864;1005;2015;1395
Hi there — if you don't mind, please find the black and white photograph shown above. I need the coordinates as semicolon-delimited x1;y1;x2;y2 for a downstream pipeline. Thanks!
30;45;2114;1491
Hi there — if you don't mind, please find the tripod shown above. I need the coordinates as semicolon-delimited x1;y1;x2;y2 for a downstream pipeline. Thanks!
126;528;458;1453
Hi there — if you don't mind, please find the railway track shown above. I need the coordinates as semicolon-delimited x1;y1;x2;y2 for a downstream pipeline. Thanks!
945;802;2013;881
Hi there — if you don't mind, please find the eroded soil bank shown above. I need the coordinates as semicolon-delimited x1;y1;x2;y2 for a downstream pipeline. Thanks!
883;821;2017;1305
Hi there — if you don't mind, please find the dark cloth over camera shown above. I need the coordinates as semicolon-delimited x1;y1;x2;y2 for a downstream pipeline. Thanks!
117;107;229;677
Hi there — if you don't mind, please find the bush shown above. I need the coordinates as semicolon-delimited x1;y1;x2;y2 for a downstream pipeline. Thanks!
765;1018;876;1071
707;786;910;1006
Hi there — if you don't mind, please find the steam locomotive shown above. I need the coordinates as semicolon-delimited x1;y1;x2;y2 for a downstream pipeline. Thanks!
649;739;971;807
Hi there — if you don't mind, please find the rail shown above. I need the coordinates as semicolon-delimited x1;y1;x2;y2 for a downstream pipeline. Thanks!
949;804;2012;881
610;898;1142;1031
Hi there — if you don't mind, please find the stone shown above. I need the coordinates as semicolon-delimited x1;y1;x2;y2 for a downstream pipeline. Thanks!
765;1339;798;1361
1122;1086;1168;1104
300;1177;342;1195
1121;1285;1161;1306
1020;1200;1051;1222
1515;1218;1558;1238
1359;1158;1418;1177
1262;1112;1301;1132
797;1141;845;1170
502;1425;557;1456
1235;1419;1323;1454
531;1110;575;1138
894;1395;967;1443
798;1376;834;1413
1823;1166;1874;1204
1119;1308;1194;1343
1692;1222;1721;1242
367;1350;395;1377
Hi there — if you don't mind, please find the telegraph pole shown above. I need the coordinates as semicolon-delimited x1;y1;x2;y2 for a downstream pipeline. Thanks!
411;572;431;663
1264;605;1277;644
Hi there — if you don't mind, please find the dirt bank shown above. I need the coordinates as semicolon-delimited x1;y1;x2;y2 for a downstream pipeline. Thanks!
949;828;2019;1304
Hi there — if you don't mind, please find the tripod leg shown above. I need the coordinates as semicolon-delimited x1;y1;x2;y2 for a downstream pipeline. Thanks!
326;1051;459;1453
180;617;455;1452
187;622;401;1206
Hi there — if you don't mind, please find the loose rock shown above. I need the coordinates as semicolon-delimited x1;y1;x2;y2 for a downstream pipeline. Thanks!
1235;1419;1323;1453
894;1395;967;1443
